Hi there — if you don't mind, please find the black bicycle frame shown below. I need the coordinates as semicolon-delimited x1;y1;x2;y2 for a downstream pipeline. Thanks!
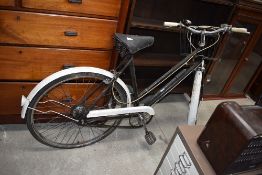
122;47;202;106
86;46;202;111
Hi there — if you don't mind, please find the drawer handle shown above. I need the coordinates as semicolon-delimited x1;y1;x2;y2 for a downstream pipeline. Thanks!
64;31;78;37
68;0;82;4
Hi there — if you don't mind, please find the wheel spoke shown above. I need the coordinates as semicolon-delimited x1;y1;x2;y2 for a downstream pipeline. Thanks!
72;128;81;144
60;123;75;143
44;122;68;139
66;124;79;144
40;122;66;135
27;72;125;148
78;126;85;142
90;127;96;138
53;122;71;142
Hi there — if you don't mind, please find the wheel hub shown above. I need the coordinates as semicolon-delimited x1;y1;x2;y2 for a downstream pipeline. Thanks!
71;105;110;126
72;105;88;120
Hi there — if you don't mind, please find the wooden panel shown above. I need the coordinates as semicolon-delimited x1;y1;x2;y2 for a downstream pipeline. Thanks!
248;67;262;101
0;82;106;115
0;0;15;7
32;83;106;118
22;0;121;18
0;46;111;81
0;82;35;115
201;0;236;6
0;115;24;124
0;10;117;49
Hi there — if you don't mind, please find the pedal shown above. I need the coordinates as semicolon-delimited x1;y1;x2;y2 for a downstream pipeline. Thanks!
145;131;156;145
139;113;156;145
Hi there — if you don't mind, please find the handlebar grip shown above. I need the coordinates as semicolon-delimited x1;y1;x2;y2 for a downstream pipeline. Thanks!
231;27;250;34
163;21;180;27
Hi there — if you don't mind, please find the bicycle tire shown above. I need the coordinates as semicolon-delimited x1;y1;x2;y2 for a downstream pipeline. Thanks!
26;71;127;148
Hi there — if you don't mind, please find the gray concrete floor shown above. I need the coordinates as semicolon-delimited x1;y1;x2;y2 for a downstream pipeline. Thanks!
0;95;254;175
197;96;255;125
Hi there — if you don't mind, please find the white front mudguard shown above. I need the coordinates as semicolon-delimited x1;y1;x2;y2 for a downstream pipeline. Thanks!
21;67;132;119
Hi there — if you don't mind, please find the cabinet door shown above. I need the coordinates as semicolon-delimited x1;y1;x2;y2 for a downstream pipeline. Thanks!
228;34;262;95
248;67;262;101
204;21;257;95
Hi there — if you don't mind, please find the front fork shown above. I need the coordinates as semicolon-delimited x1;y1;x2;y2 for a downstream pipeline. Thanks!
187;60;205;125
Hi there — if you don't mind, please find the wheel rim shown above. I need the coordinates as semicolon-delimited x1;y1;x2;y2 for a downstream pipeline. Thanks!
27;73;126;148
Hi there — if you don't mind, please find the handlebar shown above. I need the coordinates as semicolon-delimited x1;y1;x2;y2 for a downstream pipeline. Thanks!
163;22;250;35
231;27;249;34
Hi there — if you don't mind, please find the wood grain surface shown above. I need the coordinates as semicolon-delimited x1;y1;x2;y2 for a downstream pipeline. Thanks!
0;46;111;80
0;10;117;49
22;0;121;17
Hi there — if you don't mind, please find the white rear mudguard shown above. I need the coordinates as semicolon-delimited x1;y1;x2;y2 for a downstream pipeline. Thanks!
21;67;133;119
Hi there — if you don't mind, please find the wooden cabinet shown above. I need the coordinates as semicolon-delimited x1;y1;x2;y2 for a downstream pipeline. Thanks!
0;10;117;49
22;0;121;17
0;46;111;81
0;0;130;123
0;0;15;7
126;0;234;93
126;0;262;99
0;83;36;116
204;1;262;99
249;68;262;101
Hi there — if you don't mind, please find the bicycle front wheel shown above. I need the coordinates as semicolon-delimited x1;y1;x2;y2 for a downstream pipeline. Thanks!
26;71;127;148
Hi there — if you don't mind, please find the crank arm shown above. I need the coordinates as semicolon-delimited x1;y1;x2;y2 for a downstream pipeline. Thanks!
86;106;155;118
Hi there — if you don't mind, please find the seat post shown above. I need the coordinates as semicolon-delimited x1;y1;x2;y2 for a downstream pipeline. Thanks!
129;57;139;105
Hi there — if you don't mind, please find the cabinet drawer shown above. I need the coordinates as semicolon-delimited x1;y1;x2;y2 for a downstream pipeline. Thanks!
0;46;111;81
0;0;15;6
0;82;105;116
0;82;35;115
22;0;121;18
0;10;117;49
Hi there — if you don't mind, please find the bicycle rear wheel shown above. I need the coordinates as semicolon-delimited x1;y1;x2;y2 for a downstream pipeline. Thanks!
26;71;127;148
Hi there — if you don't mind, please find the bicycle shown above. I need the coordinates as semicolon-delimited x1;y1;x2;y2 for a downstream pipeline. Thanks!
21;21;249;148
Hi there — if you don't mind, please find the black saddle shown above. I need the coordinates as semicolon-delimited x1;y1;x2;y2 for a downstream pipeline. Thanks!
114;33;154;57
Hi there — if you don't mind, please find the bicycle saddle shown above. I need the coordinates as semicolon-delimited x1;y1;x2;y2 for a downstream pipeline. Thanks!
114;33;154;56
